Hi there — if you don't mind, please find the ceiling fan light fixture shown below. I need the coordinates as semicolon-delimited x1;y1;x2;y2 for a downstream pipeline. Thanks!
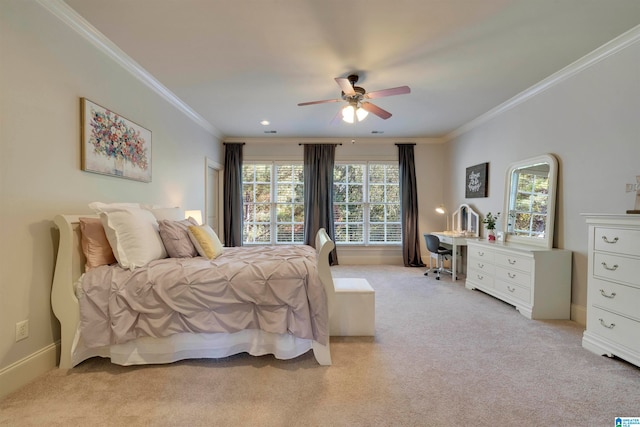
356;107;368;121
342;105;355;123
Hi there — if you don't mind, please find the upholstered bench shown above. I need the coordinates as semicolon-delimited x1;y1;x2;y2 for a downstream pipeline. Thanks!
330;278;375;336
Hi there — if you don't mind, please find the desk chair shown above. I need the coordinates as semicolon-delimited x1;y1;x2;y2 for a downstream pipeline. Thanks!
424;234;453;280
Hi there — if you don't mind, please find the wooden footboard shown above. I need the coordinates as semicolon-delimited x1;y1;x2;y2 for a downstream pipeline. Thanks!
52;216;335;368
52;215;98;368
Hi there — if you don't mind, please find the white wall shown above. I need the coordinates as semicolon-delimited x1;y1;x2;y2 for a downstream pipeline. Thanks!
234;137;446;265
444;29;640;323
0;1;222;391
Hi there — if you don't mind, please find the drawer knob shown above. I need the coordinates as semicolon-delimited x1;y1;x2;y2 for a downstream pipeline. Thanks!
478;251;484;256
508;259;516;265
507;285;516;292
477;263;484;268
601;262;619;271
598;318;616;329
599;289;617;299
477;274;484;280
508;272;516;279
601;236;619;244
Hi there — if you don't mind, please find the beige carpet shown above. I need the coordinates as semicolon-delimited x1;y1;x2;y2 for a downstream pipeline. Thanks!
1;265;639;426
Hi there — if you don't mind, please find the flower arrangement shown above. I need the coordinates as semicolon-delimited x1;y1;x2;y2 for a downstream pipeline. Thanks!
88;107;148;171
482;212;500;230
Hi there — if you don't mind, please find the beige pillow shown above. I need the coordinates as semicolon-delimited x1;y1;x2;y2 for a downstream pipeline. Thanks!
187;225;224;259
79;217;116;271
158;218;198;258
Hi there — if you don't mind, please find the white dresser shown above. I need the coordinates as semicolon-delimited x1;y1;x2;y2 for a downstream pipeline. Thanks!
465;240;572;319
582;214;640;367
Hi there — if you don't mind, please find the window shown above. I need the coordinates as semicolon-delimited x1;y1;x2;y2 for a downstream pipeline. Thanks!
242;161;401;246
509;170;549;238
242;163;304;244
333;162;401;245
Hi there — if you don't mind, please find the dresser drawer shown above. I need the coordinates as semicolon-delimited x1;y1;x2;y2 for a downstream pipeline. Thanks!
467;256;495;275
467;268;494;288
494;252;532;273
594;227;640;257
495;266;531;288
494;279;531;304
587;306;640;354
593;253;640;286
589;279;640;320
468;246;494;263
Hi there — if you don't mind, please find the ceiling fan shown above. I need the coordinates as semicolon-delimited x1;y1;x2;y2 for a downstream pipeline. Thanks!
298;74;410;123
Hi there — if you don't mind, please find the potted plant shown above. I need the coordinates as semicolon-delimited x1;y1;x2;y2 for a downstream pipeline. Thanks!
482;212;500;241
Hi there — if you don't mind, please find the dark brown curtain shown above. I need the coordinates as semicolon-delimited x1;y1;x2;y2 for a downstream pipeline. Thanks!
223;143;243;247
303;144;338;265
398;144;425;267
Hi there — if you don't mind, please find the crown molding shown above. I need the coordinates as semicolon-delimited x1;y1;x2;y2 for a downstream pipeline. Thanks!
445;24;640;142
36;0;222;139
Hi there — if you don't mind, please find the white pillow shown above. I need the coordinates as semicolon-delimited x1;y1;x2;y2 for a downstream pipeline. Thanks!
100;208;167;269
145;206;183;222
89;202;141;212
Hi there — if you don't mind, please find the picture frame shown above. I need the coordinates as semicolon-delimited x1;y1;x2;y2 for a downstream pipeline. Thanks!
81;98;152;182
465;162;488;198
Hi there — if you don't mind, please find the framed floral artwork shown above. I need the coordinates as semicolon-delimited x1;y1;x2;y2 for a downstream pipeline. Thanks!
81;98;152;182
465;162;488;198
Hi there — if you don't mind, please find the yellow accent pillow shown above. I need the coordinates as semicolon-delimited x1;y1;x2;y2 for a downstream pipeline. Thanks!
187;225;224;259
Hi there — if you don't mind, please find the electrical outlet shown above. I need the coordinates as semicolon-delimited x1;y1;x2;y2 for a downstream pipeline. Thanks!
16;320;29;342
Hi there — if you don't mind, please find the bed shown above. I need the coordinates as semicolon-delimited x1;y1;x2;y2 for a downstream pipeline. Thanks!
51;214;336;368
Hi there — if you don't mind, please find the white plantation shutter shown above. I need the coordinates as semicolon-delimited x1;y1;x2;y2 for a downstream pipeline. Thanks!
333;162;401;245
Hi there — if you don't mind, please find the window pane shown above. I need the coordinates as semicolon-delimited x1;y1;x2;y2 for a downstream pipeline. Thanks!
369;164;385;183
255;204;271;221
348;204;363;222
387;204;400;222
370;204;385;222
369;184;384;203
349;165;364;183
334;183;347;203
348;184;363;202
277;184;293;203
256;184;271;202
255;165;271;182
347;224;363;243
386;185;399;202
294;184;304;203
294;205;304;222
515;193;531;211
277;204;292;222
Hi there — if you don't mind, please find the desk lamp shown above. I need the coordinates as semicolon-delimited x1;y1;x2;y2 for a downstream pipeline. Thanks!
435;205;450;231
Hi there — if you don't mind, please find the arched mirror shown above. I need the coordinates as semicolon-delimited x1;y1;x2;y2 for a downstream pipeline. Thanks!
452;203;479;237
502;153;558;249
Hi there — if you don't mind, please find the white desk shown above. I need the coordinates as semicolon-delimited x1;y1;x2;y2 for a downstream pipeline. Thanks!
430;231;471;281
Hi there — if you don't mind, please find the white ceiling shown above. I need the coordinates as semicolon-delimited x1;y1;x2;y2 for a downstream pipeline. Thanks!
63;0;640;139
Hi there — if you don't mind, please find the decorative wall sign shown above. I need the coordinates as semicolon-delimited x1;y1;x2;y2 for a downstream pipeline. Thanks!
465;162;488;198
81;98;152;182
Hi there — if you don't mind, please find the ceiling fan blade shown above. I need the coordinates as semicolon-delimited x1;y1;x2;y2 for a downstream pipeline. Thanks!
364;86;411;99
330;108;343;125
361;102;392;119
335;77;356;96
298;98;341;106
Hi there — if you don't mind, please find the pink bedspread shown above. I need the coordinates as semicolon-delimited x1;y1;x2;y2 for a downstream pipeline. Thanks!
78;245;328;347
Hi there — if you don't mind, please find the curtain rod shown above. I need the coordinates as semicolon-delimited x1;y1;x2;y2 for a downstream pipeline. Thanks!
223;142;246;145
394;143;416;146
298;143;343;146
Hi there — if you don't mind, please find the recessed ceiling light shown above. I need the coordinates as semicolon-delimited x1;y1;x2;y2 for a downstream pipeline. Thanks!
260;120;270;126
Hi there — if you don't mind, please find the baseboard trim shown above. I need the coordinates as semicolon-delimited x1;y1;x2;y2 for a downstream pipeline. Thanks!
571;303;587;327
0;342;59;400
